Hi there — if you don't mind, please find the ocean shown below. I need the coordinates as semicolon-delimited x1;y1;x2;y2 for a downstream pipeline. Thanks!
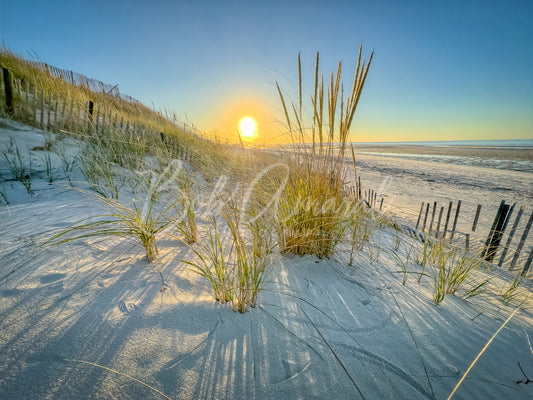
353;139;533;147
352;139;533;173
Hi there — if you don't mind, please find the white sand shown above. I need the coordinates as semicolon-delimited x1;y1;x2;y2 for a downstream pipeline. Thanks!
1;118;532;399
352;151;533;261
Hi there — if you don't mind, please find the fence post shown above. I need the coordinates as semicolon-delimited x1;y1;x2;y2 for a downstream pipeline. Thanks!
443;201;453;238
25;80;30;104
46;91;52;131
32;85;38;124
60;96;67;129
436;206;444;238
416;202;424;230
88;100;94;122
429;201;437;235
40;90;45;129
509;210;533;271
498;206;524;268
101;106;106;133
2;68;14;115
422;202;430;232
521;247;533;276
53;94;59;130
472;204;482;232
483;201;512;262
449;200;462;242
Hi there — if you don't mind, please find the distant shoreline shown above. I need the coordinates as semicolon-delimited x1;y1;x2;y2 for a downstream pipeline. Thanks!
352;144;533;173
353;139;533;147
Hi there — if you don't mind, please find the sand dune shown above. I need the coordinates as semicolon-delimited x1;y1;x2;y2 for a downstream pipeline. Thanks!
1;119;532;399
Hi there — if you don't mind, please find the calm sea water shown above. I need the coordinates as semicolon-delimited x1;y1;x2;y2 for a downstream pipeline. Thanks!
349;139;533;173
353;139;533;147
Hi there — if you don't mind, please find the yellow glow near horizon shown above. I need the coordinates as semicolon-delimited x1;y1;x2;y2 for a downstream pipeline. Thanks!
238;116;258;141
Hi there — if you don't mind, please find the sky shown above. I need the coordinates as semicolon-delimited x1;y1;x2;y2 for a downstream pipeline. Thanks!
1;0;532;143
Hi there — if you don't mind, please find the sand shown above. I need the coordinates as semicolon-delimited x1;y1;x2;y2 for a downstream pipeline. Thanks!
350;147;533;262
1;118;532;399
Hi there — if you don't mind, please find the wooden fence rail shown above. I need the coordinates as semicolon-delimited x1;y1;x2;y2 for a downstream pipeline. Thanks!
414;198;532;275
0;66;193;163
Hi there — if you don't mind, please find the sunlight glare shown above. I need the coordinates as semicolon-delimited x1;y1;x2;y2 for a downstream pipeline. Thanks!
238;116;258;141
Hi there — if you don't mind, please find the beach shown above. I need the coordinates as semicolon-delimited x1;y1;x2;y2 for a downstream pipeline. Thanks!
1;119;532;399
350;144;533;260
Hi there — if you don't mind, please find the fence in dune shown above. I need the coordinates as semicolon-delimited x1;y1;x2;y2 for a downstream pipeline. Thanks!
0;64;194;161
12;58;140;104
2;60;532;276
351;171;533;276
409;200;533;276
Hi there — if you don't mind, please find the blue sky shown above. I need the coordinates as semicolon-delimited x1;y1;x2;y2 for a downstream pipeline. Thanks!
1;0;532;142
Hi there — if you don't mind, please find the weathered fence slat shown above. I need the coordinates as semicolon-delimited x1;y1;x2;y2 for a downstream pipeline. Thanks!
443;201;453;239
416;202;424;230
39;90;45;129
449;200;462;242
429;201;437;235
509;210;533;271
436;206;444;238
498;206;524;268
422;202;430;232
472;204;482;232
60;96;67;129
75;100;82;131
521;247;533;276
46;91;52;131
88;101;94;122
53;94;59;130
25;80;30;104
32;85;38;124
483;201;512;262
2;68;14;115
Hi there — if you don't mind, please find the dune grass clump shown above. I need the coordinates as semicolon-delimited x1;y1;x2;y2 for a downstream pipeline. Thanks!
429;242;485;305
2;145;34;194
500;272;526;305
49;191;179;262
347;202;380;265
182;191;275;313
48;160;188;261
275;46;373;258
175;172;198;244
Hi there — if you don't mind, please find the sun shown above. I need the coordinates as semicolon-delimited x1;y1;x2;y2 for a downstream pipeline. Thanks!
238;116;258;141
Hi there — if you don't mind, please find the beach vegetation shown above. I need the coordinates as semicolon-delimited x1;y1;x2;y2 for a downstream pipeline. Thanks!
431;244;484;305
391;243;415;285
501;271;526;305
48;181;180;262
175;172;198;244
346;203;377;265
2;144;34;194
182;189;274;313
42;152;53;184
275;46;373;258
0;184;8;204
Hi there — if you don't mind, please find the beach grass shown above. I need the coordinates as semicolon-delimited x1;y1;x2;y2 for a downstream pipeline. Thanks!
181;186;274;312
2;144;34;193
275;46;373;258
48;182;180;262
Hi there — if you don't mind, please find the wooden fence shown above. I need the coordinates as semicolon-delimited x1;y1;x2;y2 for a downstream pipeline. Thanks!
0;66;192;161
350;170;532;276
414;199;532;276
15;58;139;103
